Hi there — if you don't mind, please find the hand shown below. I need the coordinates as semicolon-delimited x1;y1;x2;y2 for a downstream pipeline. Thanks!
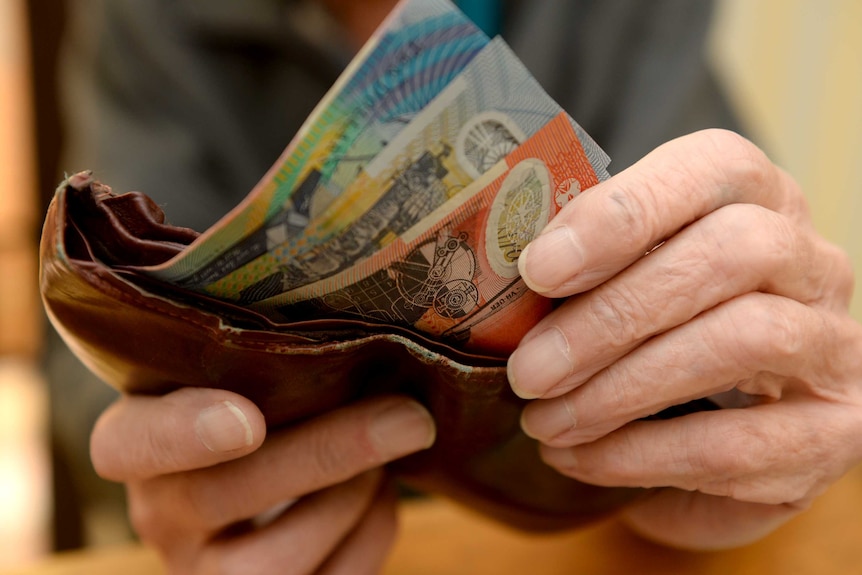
507;129;862;549
90;388;435;574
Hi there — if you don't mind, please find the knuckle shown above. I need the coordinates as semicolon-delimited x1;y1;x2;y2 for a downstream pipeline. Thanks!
698;205;854;310
816;239;855;308
698;130;811;218
693;415;836;505
744;297;806;361
586;286;644;347
735;205;794;255
700;129;773;193
600;180;663;254
702;204;797;277
689;420;766;495
126;497;155;541
306;421;379;482
702;128;762;162
182;474;224;529
150;471;228;532
710;294;803;370
597;367;641;422
766;317;807;363
774;472;827;506
126;482;173;544
832;246;855;297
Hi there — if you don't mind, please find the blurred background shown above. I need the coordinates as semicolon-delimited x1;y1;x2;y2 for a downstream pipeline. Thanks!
0;0;860;569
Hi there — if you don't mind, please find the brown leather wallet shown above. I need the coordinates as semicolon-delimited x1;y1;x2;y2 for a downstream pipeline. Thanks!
41;172;695;531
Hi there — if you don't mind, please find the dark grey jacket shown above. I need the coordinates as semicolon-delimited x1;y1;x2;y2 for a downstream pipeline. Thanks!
61;0;739;231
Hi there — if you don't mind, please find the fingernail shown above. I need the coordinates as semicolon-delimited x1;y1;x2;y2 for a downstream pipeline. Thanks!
508;327;573;399
195;401;254;453
521;397;577;443
518;226;584;293
370;400;436;460
541;446;579;471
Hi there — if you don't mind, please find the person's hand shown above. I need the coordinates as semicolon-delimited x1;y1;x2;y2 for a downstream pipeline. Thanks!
90;388;435;574
507;129;862;549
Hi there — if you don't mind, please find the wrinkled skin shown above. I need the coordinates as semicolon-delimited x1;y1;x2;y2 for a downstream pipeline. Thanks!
508;129;862;550
90;391;435;574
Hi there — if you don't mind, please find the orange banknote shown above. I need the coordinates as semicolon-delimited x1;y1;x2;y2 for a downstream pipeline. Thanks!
252;112;599;355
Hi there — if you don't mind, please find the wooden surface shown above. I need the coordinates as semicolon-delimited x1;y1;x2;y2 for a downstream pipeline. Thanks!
382;468;862;575
7;466;862;575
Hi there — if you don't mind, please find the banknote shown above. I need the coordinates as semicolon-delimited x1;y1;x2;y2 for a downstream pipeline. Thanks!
202;37;580;302
144;0;489;286
250;113;599;354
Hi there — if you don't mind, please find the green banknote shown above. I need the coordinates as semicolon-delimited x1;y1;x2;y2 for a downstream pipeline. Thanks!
144;0;489;286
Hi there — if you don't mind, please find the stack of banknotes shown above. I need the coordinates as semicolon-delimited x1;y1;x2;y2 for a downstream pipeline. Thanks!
141;0;610;355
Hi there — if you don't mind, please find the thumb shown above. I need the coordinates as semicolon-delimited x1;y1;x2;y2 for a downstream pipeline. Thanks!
90;387;266;482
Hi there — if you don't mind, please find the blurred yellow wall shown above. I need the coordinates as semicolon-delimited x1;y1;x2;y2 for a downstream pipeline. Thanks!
711;0;862;320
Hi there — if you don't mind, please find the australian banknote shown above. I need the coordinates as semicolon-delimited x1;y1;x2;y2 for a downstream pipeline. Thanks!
201;37;588;303
250;113;600;354
144;0;490;286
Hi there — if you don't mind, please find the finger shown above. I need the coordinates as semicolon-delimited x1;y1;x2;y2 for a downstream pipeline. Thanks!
520;293;862;445
316;479;400;575
508;203;854;399
91;387;266;482
517;129;810;297
192;471;384;575
539;400;862;506
131;395;434;534
620;488;803;550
